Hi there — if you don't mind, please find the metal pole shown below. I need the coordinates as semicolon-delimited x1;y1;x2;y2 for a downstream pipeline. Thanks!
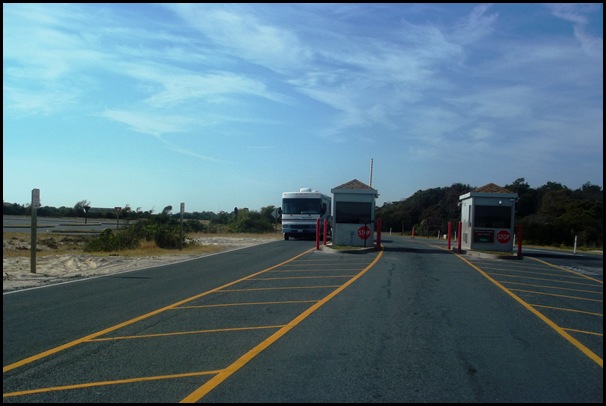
30;204;37;274
315;219;320;250
517;223;523;257
376;217;382;249
30;188;40;274
457;221;462;253
369;158;373;187
179;214;183;251
179;202;185;251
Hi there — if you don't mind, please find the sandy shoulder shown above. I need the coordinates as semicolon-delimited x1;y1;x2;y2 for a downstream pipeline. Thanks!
3;236;280;293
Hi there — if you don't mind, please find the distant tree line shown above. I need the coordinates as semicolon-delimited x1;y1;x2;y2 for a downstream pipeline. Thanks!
3;200;280;251
376;178;603;248
2;200;226;222
4;178;602;248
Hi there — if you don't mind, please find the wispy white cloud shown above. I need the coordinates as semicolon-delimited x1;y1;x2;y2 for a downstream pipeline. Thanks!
165;3;312;71
3;85;77;116
451;3;499;45
546;3;603;57
100;109;191;137
143;72;289;107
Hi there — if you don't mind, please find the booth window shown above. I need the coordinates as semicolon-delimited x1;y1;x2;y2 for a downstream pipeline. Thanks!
474;205;511;228
468;205;471;226
336;202;372;224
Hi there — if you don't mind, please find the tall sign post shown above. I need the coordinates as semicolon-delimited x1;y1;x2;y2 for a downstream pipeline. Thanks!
30;189;41;274
83;205;90;224
179;203;185;251
272;207;281;233
115;206;121;229
457;221;462;253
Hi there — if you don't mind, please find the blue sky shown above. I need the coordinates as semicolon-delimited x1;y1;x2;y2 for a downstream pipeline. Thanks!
3;3;603;214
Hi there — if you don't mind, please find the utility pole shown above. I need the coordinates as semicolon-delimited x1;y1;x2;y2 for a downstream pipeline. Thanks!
30;189;40;274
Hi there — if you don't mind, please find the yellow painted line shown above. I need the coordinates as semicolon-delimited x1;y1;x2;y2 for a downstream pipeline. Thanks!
449;250;603;368
498;281;603;294
486;272;601;286
4;370;222;398
249;275;356;280
268;268;366;272
218;285;341;292
508;288;602;302
176;300;318;309
562;328;603;337
3;248;315;374
179;248;384;403
90;325;286;342
527;256;603;284
527;304;602;317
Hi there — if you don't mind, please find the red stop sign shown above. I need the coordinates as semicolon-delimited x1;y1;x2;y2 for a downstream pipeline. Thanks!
496;230;511;244
358;225;371;240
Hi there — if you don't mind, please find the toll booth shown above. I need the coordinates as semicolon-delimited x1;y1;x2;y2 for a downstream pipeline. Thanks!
331;179;379;247
459;183;518;252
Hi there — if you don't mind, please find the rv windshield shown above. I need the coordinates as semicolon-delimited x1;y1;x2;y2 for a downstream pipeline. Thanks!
282;198;322;215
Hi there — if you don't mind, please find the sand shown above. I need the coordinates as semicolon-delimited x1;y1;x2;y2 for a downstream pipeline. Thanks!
3;235;281;293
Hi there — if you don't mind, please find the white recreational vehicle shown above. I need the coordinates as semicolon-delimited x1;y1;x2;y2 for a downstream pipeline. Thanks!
281;188;332;240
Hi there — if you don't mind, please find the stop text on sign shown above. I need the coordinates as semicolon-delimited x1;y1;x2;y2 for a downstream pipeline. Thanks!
358;226;371;240
497;230;511;244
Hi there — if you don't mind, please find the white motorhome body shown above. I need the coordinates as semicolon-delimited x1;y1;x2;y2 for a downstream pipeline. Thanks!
281;188;332;240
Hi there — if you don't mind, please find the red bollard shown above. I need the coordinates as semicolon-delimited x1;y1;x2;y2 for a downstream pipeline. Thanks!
323;218;328;245
517;223;523;258
376;217;382;249
316;218;320;250
447;221;452;250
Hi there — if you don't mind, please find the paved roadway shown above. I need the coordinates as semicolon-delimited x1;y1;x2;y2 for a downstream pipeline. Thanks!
3;236;603;402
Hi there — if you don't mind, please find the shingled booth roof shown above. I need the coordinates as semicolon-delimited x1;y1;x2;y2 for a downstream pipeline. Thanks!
333;179;374;190
460;183;518;201
331;179;379;197
473;183;514;194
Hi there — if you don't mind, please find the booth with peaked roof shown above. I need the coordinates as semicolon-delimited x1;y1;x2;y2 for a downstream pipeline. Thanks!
331;179;379;247
459;183;518;252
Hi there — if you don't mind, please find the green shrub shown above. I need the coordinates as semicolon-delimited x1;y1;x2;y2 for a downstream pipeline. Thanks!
154;225;183;249
84;228;141;252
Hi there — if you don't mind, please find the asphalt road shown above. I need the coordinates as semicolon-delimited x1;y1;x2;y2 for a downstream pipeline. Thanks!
3;237;603;403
